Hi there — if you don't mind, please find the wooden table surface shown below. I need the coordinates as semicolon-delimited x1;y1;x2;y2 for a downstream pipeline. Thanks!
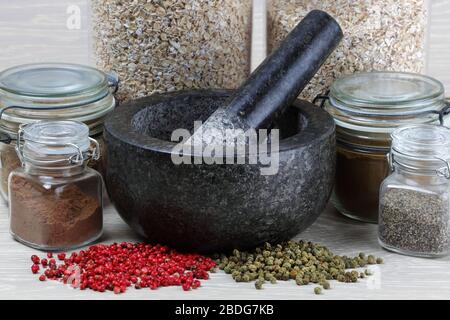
1;198;449;300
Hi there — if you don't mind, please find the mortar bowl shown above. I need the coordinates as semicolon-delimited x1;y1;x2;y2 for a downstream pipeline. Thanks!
104;90;335;253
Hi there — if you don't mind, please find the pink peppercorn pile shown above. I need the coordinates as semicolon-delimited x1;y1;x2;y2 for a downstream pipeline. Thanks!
30;242;216;294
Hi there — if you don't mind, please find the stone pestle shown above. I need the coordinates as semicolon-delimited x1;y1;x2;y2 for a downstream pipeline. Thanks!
187;10;343;147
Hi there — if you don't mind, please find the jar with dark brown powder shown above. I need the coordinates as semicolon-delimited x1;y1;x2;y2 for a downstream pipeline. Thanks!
324;72;448;223
9;120;103;250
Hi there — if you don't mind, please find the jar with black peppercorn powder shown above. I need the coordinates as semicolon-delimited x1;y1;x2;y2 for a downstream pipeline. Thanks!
379;124;450;257
0;63;117;202
9;120;103;251
324;72;449;223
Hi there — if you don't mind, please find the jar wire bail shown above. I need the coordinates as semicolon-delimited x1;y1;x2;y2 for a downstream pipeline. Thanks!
314;92;450;125
388;149;450;179
15;123;100;167
0;71;119;145
0;105;92;145
312;90;330;109
106;72;119;94
429;100;450;126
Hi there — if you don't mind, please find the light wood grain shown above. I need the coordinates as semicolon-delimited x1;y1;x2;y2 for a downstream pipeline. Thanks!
0;0;91;70
0;199;449;300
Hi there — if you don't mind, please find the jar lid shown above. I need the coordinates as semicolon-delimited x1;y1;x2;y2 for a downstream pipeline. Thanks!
0;63;117;138
17;121;98;168
391;124;450;176
22;120;90;154
0;63;109;103
331;72;444;115
325;72;446;140
392;124;450;159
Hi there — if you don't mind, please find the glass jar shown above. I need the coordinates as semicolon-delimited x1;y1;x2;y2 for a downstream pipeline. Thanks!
324;72;448;223
268;0;429;101
0;63;117;201
9;120;103;251
92;0;252;103
379;124;450;257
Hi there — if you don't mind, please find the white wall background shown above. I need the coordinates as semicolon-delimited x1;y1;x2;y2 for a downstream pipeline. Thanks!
426;0;450;90
0;0;91;67
1;0;450;95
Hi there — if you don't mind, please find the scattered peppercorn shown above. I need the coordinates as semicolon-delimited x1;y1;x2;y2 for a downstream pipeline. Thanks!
314;287;322;295
376;257;383;264
255;279;264;290
215;241;384;292
321;280;330;290
31;255;40;265
31;264;39;274
30;242;216;294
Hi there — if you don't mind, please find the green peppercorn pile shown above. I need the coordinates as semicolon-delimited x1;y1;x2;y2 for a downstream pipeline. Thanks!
214;241;383;293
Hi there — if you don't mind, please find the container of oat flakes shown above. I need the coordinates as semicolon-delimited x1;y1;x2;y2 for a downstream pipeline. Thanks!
268;0;429;101
0;63;117;201
91;0;252;103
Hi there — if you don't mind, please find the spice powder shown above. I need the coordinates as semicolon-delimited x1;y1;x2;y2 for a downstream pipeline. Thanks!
10;175;102;248
333;145;389;223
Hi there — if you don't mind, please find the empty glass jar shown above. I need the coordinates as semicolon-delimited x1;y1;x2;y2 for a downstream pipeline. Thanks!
9;120;103;251
0;63;117;201
324;71;448;223
379;124;450;257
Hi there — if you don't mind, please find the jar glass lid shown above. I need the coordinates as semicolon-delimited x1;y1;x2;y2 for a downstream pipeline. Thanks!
0;63;117;138
325;72;446;136
0;63;107;99
330;72;444;114
392;124;450;159
21;120;90;156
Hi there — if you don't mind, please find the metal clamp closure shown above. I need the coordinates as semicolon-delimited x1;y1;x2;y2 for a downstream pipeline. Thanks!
107;72;119;94
15;125;100;167
435;156;450;179
312;90;330;109
316;90;450;125
388;151;450;179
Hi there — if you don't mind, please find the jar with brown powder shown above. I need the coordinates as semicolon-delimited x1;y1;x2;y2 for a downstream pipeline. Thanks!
0;63;117;202
323;72;449;223
9;120;103;250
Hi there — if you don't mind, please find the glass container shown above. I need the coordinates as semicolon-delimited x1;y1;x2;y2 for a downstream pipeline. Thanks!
267;0;429;101
0;63;117;201
9;120;103;251
91;0;252;103
324;71;448;223
379;124;450;257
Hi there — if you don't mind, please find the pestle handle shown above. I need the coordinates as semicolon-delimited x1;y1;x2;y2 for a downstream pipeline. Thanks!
227;10;343;129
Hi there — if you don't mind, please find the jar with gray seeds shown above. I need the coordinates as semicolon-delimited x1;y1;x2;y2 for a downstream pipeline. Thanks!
379;124;450;258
